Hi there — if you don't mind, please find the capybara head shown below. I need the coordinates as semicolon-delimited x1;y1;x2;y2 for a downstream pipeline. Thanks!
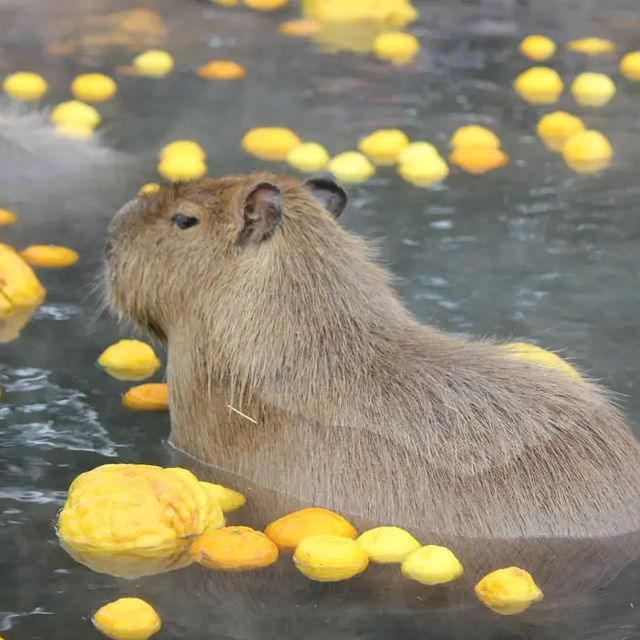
105;172;348;340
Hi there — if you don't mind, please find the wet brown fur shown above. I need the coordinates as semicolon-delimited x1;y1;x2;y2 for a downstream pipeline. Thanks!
106;172;640;540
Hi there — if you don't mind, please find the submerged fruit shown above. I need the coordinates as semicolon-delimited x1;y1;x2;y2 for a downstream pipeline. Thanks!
356;526;421;563
190;525;279;571
122;383;169;411
327;151;375;183
0;243;46;309
449;146;509;174
71;73;117;102
561;130;612;174
536;111;585;152
450;125;500;149
242;127;301;161
504;342;581;381
358;129;409;165
474;567;544;615
570;72;616;107
399;154;449;187
200;482;247;512
3;71;48;101
133;49;174;77
197;60;246;80
514;67;563;104
620;51;640;81
567;37;615;55
518;35;556;61
401;544;463;585
265;507;357;551
293;534;369;581
20;245;79;268
92;597;161;640
373;31;419;65
287;142;330;172
98;339;161;381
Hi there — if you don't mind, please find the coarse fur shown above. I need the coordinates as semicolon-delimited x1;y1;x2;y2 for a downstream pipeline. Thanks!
105;172;640;540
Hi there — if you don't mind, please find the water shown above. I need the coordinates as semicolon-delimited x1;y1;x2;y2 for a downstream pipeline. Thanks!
1;0;640;638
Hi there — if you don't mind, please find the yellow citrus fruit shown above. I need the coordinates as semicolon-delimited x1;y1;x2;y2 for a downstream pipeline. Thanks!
450;125;500;149
373;31;420;65
197;60;246;80
287;142;330;172
122;383;169;411
97;339;161;381
200;481;246;512
358;129;409;165
536;111;585;152
561;130;612;174
356;526;421;563
157;155;207;182
327;151;375;183
159;140;206;161
570;72;616;107
242;127;301;161
51;100;101;128
244;0;290;10
20;245;79;268
398;155;449;187
401;544;463;585
0;243;46;308
620;51;640;81
514;66;563;104
71;73;117;102
3;71;48;101
449;146;509;174
474;567;544;615
504;342;581;381
567;37;615;55
293;534;369;581
278;18;321;37
0;209;17;226
92;597;161;640
518;35;556;61
133;49;174;77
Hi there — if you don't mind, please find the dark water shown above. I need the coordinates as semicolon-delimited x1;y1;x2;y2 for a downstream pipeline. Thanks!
1;0;640;638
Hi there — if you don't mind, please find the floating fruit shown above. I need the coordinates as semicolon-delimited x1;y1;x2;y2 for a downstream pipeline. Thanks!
242;127;301;161
293;534;369;581
97;339;161;381
200;482;247;512
0;209;17;226
20;245;79;268
157;154;207;182
400;544;463;585
536;111;585;152
122;383;169;411
514;66;563;104
373;31;419;65
449;146;509;175
244;0;290;9
50;100;101;128
358;129;409;165
518;35;556;61
197;60;246;80
265;507;357;551
570;72;616;107
2;71;48;101
92;597;161;640
450;125;500;149
133;49;174;77
474;567;544;615
397;141;440;164
567;37;615;55
303;0;417;26
190;525;279;571
0;244;46;309
327;151;375;183
159;139;206;161
0;305;39;343
356;526;421;563
398;154;449;187
138;183;161;197
504;342;581;381
287;142;330;172
561;129;612;174
278;18;321;37
620;51;640;81
58;464;224;578
71;73;117;103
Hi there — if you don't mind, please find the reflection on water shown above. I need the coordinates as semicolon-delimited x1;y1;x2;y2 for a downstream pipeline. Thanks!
1;0;640;638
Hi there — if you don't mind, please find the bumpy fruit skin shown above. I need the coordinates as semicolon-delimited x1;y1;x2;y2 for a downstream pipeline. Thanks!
327;151;375;183
358;129;409;165
200;482;247;512
536;111;585;152
0;243;46;310
190;525;279;570
504;342;581;381
265;507;357;551
57;464;225;578
242;127;301;161
92;597;161;640
450;125;500;149
474;567;544;615
97;339;161;381
400;544;464;585
514;67;563;104
356;526;421;563
293;534;369;581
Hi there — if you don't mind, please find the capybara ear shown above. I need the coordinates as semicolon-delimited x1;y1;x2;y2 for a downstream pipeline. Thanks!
237;181;282;245
303;172;348;218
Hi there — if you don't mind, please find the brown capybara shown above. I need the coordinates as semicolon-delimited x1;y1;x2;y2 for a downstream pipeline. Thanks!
105;172;640;541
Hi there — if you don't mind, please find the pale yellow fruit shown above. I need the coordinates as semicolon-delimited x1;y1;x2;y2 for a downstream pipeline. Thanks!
474;567;544;615
293;534;369;581
400;544;463;585
356;526;421;563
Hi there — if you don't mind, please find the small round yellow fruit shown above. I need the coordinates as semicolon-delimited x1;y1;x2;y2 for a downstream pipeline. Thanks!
287;142;330;172
158;155;207;182
474;567;544;615
51;100;101;128
327;151;375;184
450;125;500;149
620;51;640;81
20;245;79;268
92;597;161;640
571;72;616;107
449;146;509;175
133;49;174;77
138;183;161;197
0;243;46;308
561;129;613;174
400;544;463;585
514;67;563;104
373;31;420;65
122;383;169;411
71;73;117;103
397;141;440;164
358;129;409;165
242;127;301;161
159;139;206;161
2;71;48;101
518;35;556;61
0;209;17;226
536;111;585;152
356;526;421;563
567;37;615;55
399;155;449;187
293;535;369;582
97;339;161;381
504;342;581;381
199;481;247;513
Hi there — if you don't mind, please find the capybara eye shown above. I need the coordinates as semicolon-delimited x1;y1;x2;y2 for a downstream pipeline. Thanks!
171;213;199;230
